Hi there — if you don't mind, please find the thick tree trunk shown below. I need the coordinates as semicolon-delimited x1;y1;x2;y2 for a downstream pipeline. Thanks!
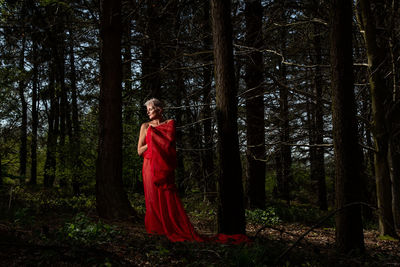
244;0;266;209
211;0;246;234
96;0;136;220
330;0;365;253
388;0;400;230
357;0;397;237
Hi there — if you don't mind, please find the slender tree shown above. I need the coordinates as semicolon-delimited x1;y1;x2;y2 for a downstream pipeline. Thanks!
69;21;82;195
18;35;27;183
96;0;136;219
310;0;327;210
330;0;365;253
201;0;216;202
244;0;266;209
43;67;58;187
211;0;246;234
30;40;38;185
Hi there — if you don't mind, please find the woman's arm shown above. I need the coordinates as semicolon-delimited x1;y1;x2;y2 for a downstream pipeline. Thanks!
137;123;148;156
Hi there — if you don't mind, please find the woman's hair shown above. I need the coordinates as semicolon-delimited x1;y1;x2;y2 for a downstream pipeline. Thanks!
144;98;163;110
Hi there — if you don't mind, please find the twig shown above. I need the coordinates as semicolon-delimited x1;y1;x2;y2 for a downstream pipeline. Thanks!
274;202;374;265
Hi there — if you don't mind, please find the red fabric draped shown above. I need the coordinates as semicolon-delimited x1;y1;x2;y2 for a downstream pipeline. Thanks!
142;120;250;244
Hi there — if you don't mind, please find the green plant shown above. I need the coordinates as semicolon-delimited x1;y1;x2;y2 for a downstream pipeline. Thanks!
59;212;122;246
246;207;280;226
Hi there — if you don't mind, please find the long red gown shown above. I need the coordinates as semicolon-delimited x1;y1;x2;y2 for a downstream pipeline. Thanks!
142;120;250;244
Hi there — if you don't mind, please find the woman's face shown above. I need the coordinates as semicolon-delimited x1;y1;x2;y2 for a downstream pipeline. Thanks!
147;104;161;120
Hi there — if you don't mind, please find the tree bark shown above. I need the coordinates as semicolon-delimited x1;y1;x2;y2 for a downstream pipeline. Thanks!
141;0;161;100
211;0;246;234
357;0;397;237
244;0;266;209
311;10;327;210
276;17;292;204
18;34;27;183
30;41;38;185
96;0;136;220
43;67;57;188
69;22;81;195
201;0;216;202
330;0;365;253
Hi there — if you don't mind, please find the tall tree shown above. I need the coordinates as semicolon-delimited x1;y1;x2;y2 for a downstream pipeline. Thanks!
201;0;216;201
310;0;327;210
69;20;82;195
18;3;27;182
244;0;266;209
357;0;398;237
211;0;246;234
30;40;38;185
96;0;136;219
43;67;58;187
330;0;365;253
141;0;162;100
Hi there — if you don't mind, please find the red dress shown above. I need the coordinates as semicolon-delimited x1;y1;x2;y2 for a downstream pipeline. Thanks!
142;120;250;244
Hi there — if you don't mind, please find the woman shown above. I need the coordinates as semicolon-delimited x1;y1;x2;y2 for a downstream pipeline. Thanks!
138;98;250;243
137;98;203;242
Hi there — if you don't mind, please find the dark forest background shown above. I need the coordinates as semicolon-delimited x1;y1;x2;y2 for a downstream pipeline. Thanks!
0;0;399;265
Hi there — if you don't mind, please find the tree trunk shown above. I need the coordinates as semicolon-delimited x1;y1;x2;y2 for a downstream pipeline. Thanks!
357;0;397;237
43;68;57;188
388;0;400;230
244;0;266;209
201;0;216;202
211;0;246;234
141;0;161;100
18;35;27;183
96;0;136;220
276;24;292;204
330;0;365;253
311;14;327;210
54;14;68;188
30;41;38;185
69;23;81;195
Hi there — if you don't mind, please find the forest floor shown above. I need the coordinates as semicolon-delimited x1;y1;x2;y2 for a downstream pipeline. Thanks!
0;186;399;266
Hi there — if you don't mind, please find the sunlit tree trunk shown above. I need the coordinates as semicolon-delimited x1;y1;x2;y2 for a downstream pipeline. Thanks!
388;0;400;230
211;0;246;234
244;0;266;209
330;0;365;253
357;0;397;237
96;0;136;220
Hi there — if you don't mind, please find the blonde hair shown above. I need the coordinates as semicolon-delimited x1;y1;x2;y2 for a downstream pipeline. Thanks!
144;98;163;110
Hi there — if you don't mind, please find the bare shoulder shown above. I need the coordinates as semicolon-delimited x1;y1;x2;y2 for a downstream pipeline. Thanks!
141;122;150;131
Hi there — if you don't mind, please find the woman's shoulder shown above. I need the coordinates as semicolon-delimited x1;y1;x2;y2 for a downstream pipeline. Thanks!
140;122;150;131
